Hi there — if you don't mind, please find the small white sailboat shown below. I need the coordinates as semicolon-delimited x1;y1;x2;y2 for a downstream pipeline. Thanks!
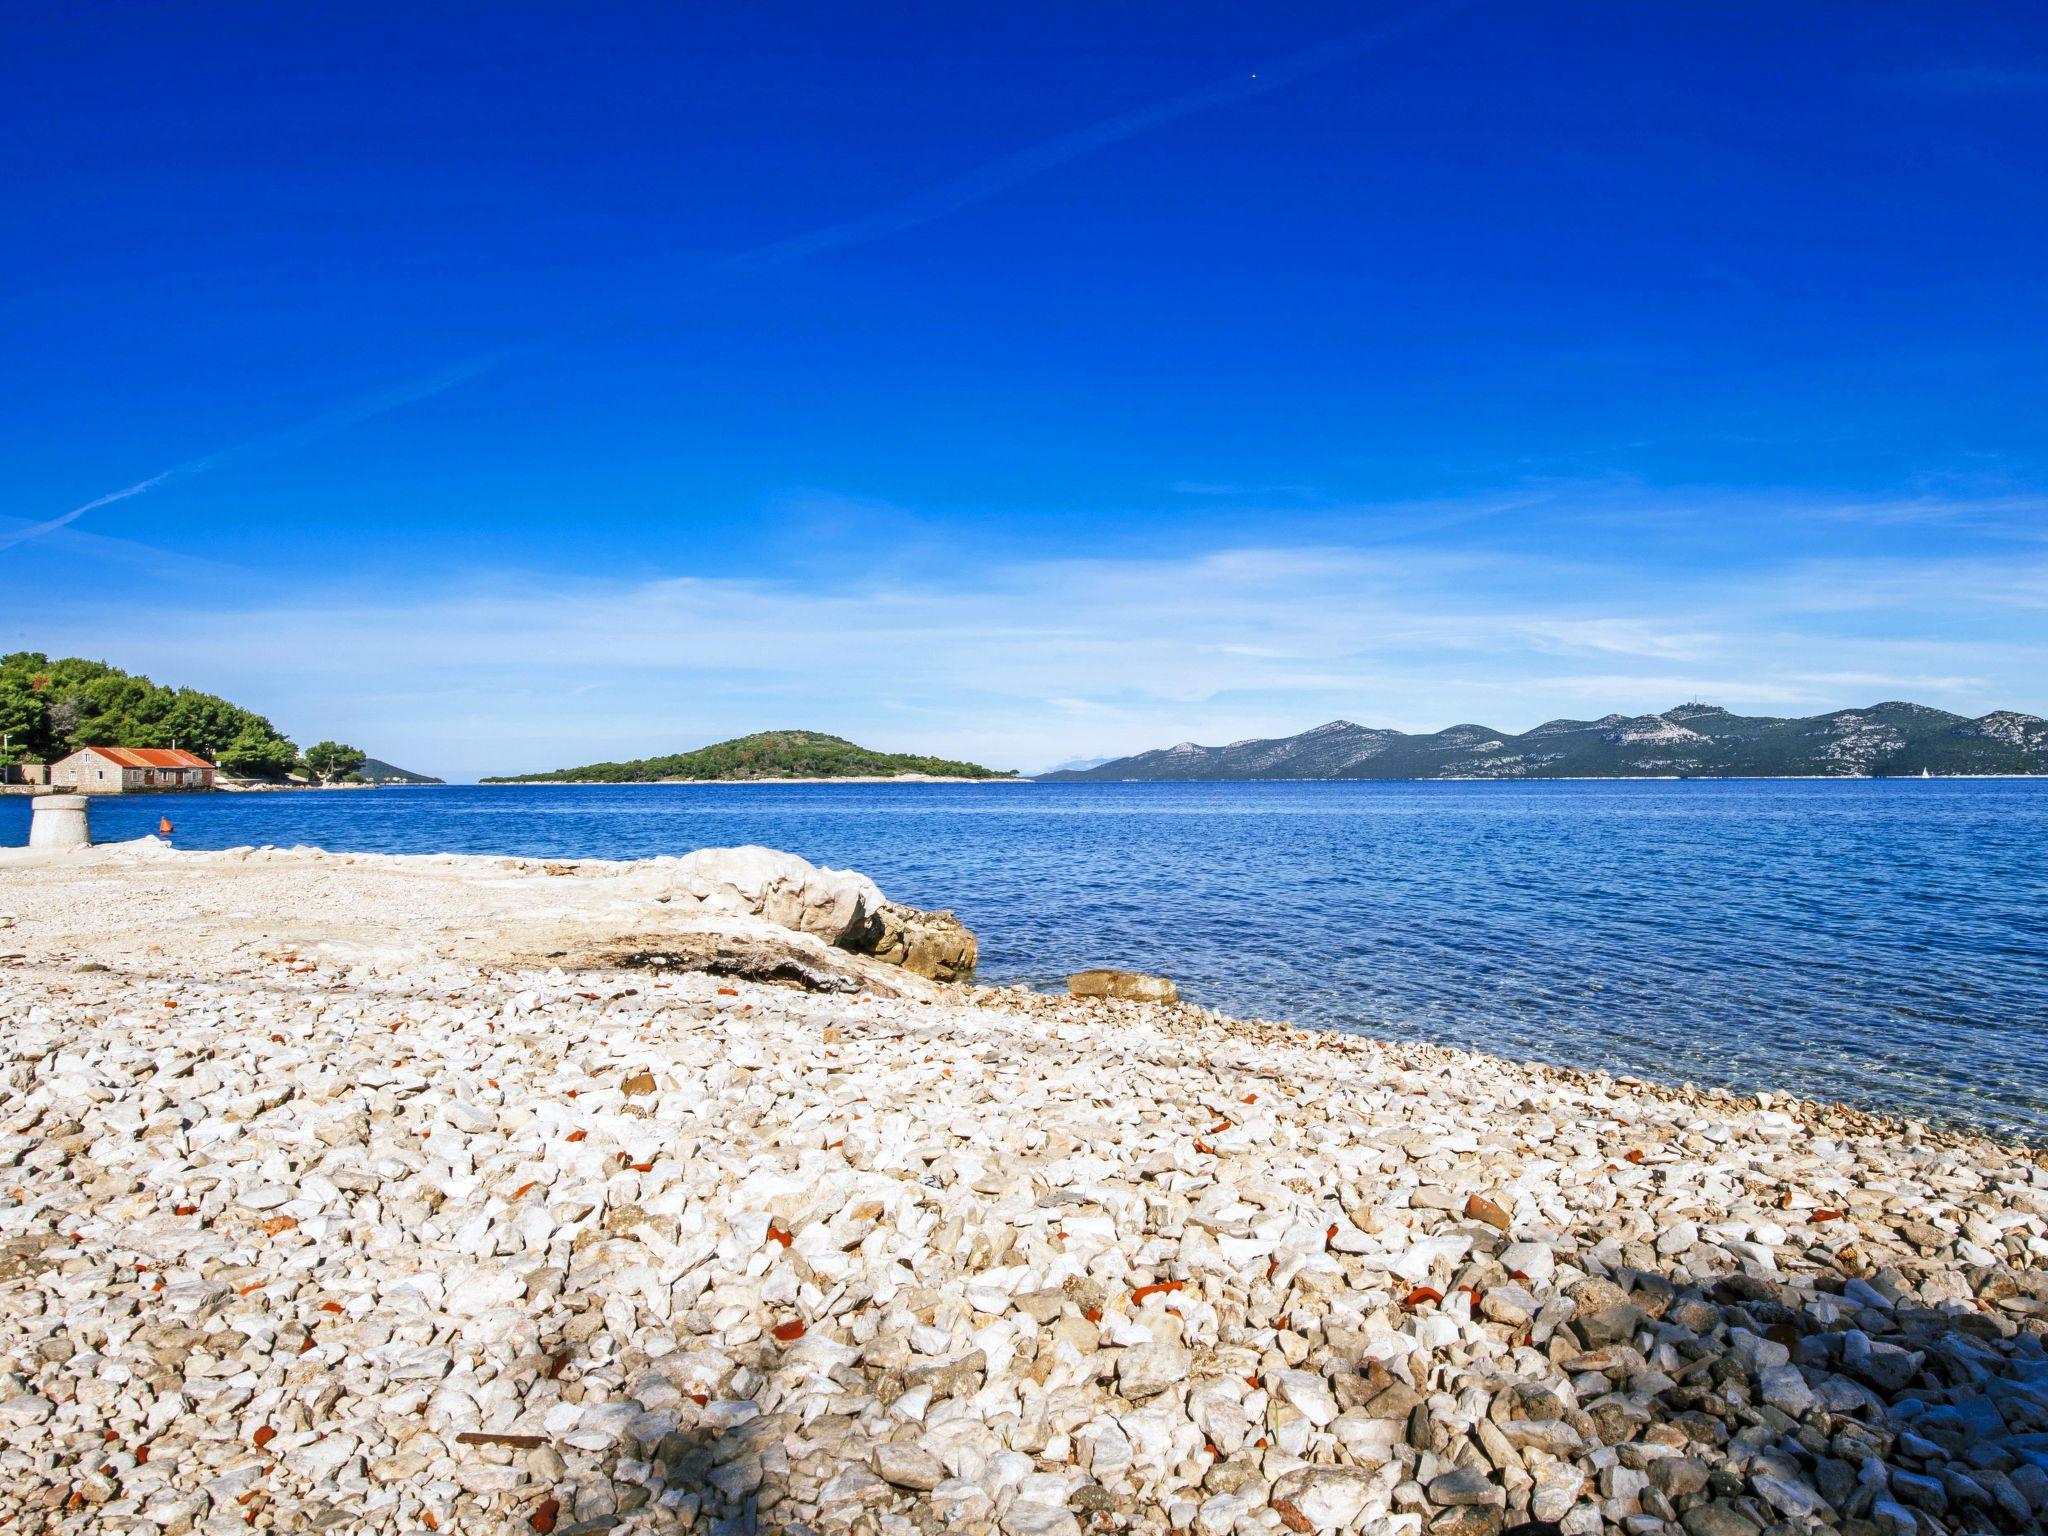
1921;768;1932;779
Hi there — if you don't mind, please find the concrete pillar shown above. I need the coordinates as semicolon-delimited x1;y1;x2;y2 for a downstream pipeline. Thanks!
28;794;90;851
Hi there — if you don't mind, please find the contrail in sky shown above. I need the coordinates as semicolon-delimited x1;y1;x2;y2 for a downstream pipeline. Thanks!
0;355;504;554
10;3;1466;552
716;3;1469;272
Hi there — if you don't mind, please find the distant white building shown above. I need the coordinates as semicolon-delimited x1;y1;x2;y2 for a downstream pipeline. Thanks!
50;747;217;795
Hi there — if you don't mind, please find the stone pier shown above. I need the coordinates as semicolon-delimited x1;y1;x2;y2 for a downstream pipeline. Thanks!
26;793;90;851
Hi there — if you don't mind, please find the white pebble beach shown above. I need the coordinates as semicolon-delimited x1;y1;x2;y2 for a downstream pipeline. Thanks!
2;841;2044;1536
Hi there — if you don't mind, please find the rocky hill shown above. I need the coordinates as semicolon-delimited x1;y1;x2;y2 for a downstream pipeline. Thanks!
1044;702;2048;780
355;757;444;785
484;729;1015;784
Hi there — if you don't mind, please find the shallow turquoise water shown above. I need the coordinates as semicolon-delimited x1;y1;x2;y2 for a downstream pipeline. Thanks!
8;779;2045;1138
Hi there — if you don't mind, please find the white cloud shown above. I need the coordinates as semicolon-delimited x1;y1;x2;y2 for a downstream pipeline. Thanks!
17;514;2047;780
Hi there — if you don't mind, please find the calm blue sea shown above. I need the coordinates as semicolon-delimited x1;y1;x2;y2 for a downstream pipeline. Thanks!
8;779;2046;1139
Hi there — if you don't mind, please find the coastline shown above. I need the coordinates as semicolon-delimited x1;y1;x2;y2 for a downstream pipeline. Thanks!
3;842;2044;1534
1046;773;2048;783
22;775;2035;797
481;774;1033;786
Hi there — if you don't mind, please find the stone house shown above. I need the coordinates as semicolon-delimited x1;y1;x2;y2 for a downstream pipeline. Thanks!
50;746;217;794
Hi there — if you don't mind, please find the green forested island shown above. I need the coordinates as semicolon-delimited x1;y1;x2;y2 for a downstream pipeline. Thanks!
484;730;1015;783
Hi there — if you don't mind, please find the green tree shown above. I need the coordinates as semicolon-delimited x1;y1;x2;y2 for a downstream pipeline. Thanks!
0;652;302;775
219;727;299;778
300;741;367;784
0;676;44;765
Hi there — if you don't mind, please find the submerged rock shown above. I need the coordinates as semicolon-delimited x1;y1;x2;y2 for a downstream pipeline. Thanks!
1068;967;1179;1003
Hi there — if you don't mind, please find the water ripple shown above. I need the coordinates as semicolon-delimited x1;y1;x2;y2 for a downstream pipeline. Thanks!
9;778;2045;1138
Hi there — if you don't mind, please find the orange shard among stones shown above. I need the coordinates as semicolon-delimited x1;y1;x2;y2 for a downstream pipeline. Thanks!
1463;1193;1511;1230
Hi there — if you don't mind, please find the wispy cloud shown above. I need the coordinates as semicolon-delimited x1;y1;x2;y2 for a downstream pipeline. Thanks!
1787;670;1987;694
1511;618;1722;660
20;490;2047;778
1171;481;1326;501
1799;491;2048;538
0;515;240;579
0;355;504;554
11;6;1468;554
713;4;1468;273
0;475;176;554
1908;65;2048;95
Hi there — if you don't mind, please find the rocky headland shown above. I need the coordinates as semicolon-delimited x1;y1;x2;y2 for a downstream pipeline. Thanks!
1;841;2044;1536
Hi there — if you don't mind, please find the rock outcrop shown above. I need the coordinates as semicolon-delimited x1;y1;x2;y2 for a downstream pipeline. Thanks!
868;901;977;979
664;845;977;981
0;838;978;988
590;932;884;993
665;845;887;948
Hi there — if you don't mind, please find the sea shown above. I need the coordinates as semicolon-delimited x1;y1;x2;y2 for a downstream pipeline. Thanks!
8;778;2046;1141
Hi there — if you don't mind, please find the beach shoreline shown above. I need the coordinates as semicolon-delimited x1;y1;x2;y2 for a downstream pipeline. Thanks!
3;842;2044;1534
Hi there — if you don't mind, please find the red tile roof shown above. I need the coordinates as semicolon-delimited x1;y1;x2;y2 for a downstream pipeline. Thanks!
82;747;215;770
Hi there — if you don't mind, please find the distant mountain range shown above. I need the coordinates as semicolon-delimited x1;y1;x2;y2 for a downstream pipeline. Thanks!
483;730;1015;783
356;757;443;785
1041;702;2048;781
1041;755;1117;775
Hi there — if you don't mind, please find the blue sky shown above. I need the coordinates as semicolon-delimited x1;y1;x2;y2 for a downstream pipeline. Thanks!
3;3;2045;778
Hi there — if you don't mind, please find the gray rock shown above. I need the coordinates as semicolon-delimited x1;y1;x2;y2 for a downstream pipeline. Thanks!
1429;1506;1504;1536
667;844;978;979
907;1347;988;1399
1971;1467;2035;1528
1116;1342;1192;1399
1197;1489;1266;1535
1480;1283;1538;1327
1577;1302;1650;1348
1756;1365;1815;1418
1367;1381;1424;1420
873;1442;945;1491
1271;1465;1377;1530
1014;1288;1067;1324
867;901;978;980
1068;968;1178;1003
1681;1503;1762;1536
1273;1368;1339;1427
2010;1463;2048;1514
0;1396;54;1427
1889;1470;1946;1515
1752;1473;1829;1520
1429;1466;1503;1507
1650;1458;1711;1500
1500;1420;1584;1457
819;1465;893;1509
